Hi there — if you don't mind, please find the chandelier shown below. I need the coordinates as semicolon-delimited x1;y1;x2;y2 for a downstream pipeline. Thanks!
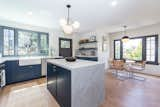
60;4;80;35
121;25;129;43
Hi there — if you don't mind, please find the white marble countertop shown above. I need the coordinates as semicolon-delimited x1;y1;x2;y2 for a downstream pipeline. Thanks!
47;59;102;70
0;56;55;64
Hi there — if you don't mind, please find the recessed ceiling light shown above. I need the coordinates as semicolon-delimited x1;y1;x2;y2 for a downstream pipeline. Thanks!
27;11;33;16
111;1;118;6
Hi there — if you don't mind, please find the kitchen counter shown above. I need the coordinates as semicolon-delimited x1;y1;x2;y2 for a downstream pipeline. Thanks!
0;56;54;64
47;59;105;107
47;59;100;70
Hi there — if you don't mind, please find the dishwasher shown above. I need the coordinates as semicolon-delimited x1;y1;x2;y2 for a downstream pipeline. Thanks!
0;64;6;88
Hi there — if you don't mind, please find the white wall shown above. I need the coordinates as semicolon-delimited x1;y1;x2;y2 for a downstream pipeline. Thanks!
109;23;160;76
78;23;160;76
76;30;110;70
0;19;77;56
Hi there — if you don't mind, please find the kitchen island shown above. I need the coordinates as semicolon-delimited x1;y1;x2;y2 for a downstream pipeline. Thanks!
47;59;105;107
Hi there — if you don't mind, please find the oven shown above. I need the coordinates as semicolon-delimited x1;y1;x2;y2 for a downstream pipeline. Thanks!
0;64;5;88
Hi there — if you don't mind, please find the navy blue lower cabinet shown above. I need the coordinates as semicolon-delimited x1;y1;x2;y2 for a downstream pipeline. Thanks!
18;65;41;82
47;63;57;98
47;63;71;107
5;60;41;84
5;60;19;84
56;66;71;107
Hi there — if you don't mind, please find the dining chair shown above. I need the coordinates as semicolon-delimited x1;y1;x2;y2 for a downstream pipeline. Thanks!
125;61;146;80
109;60;125;78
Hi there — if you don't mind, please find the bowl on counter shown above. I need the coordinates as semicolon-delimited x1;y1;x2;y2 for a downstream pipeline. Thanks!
65;57;76;62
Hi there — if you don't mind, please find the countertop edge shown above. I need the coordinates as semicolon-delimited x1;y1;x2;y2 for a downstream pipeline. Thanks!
47;59;103;71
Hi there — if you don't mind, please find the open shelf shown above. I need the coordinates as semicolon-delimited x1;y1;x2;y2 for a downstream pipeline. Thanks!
79;41;97;45
79;48;97;50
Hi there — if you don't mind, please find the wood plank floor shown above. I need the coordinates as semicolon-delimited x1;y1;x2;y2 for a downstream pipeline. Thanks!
0;72;160;107
101;73;160;107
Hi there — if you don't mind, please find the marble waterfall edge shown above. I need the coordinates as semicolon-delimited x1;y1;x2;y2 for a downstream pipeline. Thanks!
71;63;105;107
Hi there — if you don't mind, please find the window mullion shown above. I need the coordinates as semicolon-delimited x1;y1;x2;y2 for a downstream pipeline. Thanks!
155;35;158;64
142;37;146;61
38;33;41;56
14;29;18;56
120;40;123;60
0;26;3;56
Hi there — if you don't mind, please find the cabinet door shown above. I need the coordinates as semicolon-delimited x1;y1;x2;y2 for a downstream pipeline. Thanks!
5;60;19;84
5;60;41;84
47;63;52;93
57;66;71;107
18;64;41;81
47;63;57;98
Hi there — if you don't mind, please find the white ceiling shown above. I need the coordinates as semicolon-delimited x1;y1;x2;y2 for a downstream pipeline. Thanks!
0;0;160;33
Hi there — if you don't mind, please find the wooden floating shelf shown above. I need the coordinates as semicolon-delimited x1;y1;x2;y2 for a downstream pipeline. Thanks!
79;41;97;45
79;48;97;50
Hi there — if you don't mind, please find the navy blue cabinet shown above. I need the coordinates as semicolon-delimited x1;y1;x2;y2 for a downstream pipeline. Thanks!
76;56;98;61
56;66;71;107
47;63;71;107
5;60;19;84
5;60;41;84
18;65;41;82
47;63;57;98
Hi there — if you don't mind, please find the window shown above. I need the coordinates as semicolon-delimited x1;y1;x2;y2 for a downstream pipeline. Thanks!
146;36;158;64
114;35;158;65
123;38;142;60
17;31;39;56
40;34;49;55
114;40;121;59
3;28;15;56
0;26;49;57
60;40;71;48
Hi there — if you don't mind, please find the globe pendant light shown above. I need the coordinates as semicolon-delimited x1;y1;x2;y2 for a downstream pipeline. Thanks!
60;4;80;35
122;25;129;42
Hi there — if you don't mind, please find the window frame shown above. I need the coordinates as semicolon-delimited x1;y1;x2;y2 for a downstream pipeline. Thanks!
39;32;49;56
122;37;144;61
145;35;158;65
114;40;122;60
113;35;158;65
0;25;49;57
1;26;16;57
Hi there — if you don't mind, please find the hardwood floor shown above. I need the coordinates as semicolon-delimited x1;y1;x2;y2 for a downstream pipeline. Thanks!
101;73;160;107
0;72;160;107
0;78;60;107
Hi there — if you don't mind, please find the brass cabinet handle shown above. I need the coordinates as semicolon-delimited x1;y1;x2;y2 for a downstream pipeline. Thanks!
29;66;33;68
53;68;56;72
53;66;56;68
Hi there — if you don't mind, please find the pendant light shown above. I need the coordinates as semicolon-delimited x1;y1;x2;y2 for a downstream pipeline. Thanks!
60;4;80;35
122;25;129;42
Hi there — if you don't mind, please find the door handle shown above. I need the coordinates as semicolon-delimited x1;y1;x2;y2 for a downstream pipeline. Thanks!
29;66;33;68
53;68;56;72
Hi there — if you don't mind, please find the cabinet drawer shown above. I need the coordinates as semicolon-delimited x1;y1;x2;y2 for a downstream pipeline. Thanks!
18;64;41;81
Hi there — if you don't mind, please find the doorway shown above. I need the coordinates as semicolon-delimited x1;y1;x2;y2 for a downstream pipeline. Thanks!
59;38;72;57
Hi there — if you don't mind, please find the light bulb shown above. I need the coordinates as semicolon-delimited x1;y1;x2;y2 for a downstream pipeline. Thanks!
72;21;80;29
60;18;67;27
27;11;33;16
63;24;73;34
111;1;117;6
